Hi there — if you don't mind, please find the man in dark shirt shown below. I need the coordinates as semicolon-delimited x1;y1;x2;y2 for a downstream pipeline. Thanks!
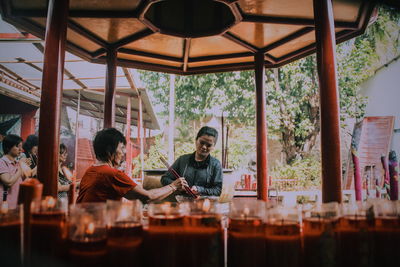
161;126;223;196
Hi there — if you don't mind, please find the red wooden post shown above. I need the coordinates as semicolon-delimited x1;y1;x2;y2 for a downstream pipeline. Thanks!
351;149;362;201
18;178;43;265
314;0;342;203
125;96;132;176
21;109;37;140
104;48;117;128
254;52;269;201
37;0;69;197
221;113;225;168
138;94;144;179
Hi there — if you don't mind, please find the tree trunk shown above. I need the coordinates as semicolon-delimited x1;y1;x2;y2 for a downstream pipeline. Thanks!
274;68;298;163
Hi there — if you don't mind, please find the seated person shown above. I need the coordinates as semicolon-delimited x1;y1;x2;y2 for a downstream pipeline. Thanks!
161;126;223;197
77;128;187;203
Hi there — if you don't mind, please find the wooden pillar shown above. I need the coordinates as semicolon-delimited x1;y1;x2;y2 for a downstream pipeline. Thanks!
314;0;342;203
104;48;117;128
138;93;144;179
168;74;175;165
254;52;269;201
221;113;225;168
125;96;132;176
37;0;69;197
21;109;37;140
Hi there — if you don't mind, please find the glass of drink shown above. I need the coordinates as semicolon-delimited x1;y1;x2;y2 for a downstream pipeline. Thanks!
337;202;374;267
303;202;340;267
0;204;23;266
144;202;188;266
265;205;302;267
228;199;265;267
106;200;143;267
30;196;67;265
68;202;107;266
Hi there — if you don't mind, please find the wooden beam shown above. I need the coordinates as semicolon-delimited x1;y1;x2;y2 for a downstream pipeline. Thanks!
314;0;342;203
0;70;40;97
63;87;135;91
261;27;314;53
254;52;269;201
264;54;277;64
63;94;142;113
112;28;154;49
0;63;39;90
122;68;140;98
16;57;43;73
65;99;152;125
122;68;136;89
37;0;69;197
119;48;182;62
189;52;254;62
222;32;258;53
125;96;132;176
64;69;88;89
104;48;117;128
31;43;89;90
0;32;41;42
66;99;104;117
67;19;108;48
25;75;125;81
92;48;107;58
356;1;378;31
243;14;358;29
182;38;191;72
0;59;83;64
94;57;183;74
10;9;142;18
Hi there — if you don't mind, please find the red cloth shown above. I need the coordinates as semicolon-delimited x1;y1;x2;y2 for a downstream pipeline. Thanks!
77;165;137;203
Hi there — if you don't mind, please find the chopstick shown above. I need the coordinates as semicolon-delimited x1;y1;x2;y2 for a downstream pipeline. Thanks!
159;156;198;198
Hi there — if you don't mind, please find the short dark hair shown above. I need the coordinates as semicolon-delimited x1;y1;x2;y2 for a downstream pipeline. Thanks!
2;134;23;155
23;134;38;153
196;126;218;144
60;143;67;155
93;128;126;162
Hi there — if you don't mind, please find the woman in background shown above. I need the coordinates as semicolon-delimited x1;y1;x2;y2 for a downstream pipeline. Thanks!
21;134;38;177
58;143;73;200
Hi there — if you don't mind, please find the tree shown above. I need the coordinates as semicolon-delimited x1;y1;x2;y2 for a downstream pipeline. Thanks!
138;5;399;166
264;6;399;163
265;57;320;163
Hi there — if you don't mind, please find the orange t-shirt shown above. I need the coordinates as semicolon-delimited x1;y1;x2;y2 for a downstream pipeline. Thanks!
77;165;137;203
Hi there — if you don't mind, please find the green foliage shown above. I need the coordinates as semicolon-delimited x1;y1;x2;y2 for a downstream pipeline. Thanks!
223;126;256;169
175;74;224;123
265;56;320;162
364;6;400;65
137;5;399;171
270;157;322;191
137;71;170;116
132;135;165;176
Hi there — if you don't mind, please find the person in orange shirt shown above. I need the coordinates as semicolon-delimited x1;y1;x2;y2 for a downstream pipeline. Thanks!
77;128;187;203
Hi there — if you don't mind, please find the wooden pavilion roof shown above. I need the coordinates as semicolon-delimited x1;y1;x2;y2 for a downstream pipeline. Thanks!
0;0;376;75
0;33;160;130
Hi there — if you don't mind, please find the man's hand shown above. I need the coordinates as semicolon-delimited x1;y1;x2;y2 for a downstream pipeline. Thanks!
191;185;199;195
171;177;189;192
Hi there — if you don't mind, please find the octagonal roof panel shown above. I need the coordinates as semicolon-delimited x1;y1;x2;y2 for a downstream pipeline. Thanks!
0;0;376;75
